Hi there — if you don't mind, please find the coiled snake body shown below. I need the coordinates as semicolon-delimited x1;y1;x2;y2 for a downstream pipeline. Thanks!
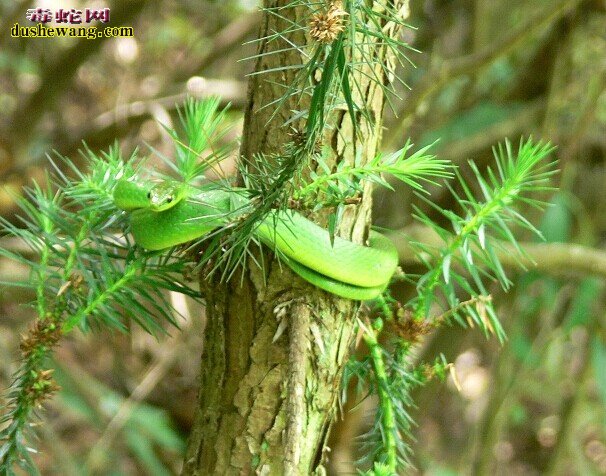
114;180;398;300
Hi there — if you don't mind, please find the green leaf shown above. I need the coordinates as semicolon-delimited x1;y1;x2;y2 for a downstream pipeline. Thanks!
442;254;451;284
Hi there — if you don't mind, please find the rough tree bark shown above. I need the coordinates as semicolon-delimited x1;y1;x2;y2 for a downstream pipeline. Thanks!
182;0;402;474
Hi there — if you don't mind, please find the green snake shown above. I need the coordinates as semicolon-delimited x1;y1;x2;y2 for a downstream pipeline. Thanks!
113;179;399;300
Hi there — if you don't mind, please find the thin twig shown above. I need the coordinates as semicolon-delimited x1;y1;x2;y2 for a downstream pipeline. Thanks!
174;12;262;81
90;80;246;132
6;0;148;151
84;292;192;473
384;0;583;149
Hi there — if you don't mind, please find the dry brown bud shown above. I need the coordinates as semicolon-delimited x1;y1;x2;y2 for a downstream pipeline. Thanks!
391;307;433;342
20;319;62;358
309;2;348;44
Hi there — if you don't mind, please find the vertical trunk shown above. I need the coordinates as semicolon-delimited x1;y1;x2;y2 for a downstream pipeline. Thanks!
182;0;396;473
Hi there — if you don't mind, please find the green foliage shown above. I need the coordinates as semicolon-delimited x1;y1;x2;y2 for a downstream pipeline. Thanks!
0;0;558;471
0;147;198;474
161;97;235;183
411;139;556;339
340;139;555;472
344;315;453;473
294;140;452;207
0;91;556;474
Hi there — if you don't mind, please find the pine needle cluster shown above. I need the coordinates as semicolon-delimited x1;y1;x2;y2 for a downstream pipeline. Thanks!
340;139;556;473
234;0;416;252
0;147;199;474
411;139;557;339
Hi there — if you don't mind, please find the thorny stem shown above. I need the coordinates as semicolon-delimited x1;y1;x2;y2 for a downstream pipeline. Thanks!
373;294;393;322
36;214;53;320
1;247;137;470
294;164;385;198
415;164;527;319
363;321;398;474
64;263;138;331
1;212;66;469
62;215;96;283
3;352;60;465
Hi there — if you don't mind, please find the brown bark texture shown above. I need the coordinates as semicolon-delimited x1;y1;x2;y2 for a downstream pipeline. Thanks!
182;0;398;473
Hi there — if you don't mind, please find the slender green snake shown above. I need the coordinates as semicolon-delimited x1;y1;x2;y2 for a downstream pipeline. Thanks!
113;180;398;300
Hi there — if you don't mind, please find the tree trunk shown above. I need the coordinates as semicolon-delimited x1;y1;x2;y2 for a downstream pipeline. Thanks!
182;0;397;473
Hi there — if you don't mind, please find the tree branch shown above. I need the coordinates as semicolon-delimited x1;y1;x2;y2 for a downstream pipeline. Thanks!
384;0;583;149
173;12;262;82
0;80;246;184
7;0;148;153
387;224;606;279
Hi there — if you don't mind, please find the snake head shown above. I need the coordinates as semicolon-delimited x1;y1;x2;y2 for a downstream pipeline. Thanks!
147;182;183;211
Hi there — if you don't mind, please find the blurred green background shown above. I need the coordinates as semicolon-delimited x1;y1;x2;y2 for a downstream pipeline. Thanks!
1;0;605;474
